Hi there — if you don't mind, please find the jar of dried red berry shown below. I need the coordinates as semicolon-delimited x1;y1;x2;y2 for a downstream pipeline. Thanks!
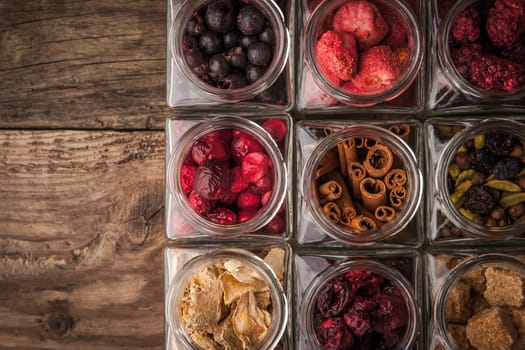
301;124;422;245
436;118;525;240
302;0;424;107
300;259;420;349
166;247;288;350
167;115;288;238
167;0;291;109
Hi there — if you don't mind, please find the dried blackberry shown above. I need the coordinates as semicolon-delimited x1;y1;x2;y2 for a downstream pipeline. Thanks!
486;132;515;156
464;185;498;215
493;157;523;179
469;147;495;174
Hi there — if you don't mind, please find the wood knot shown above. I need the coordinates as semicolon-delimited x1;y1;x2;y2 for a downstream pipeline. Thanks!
44;312;73;338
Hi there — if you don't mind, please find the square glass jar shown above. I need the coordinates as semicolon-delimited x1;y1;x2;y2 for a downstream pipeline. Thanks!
427;0;525;113
165;113;293;240
296;0;426;112
295;119;424;247
295;249;423;350
425;117;525;246
167;0;294;110
164;241;293;350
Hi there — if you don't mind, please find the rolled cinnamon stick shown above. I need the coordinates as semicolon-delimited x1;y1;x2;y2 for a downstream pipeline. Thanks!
384;169;408;190
360;178;387;212
364;138;378;149
388;124;411;143
322;171;356;223
337;138;358;177
389;185;407;210
375;205;396;223
350;215;377;232
319;180;342;204
316;148;339;179
363;144;394;179
353;201;384;228
355;138;366;148
322;202;341;224
348;162;366;202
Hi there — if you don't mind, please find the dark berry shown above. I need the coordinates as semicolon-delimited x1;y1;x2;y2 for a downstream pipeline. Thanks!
184;48;209;75
464;185;498;215
217;70;248;88
470;147;495;174
207;207;237;224
247;42;272;66
452;7;481;42
246;64;265;83
186;15;206;36
486;132;516;156
205;0;235;33
226;46;248;69
199;31;223;55
239;34;258;48
209;54;231;78
231;132;264;160
223;29;240;48
237;5;266;35
258;26;275;45
316;317;346;343
193;160;231;200
493;157;523;179
344;309;372;337
183;33;199;51
316;278;353;317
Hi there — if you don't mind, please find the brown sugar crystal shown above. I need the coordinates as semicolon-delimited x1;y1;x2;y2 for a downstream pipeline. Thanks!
463;267;486;295
466;307;517;350
447;324;469;350
484;267;525;307
446;281;472;323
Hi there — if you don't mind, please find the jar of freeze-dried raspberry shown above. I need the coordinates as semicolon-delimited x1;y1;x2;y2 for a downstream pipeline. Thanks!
167;0;291;109
435;118;525;240
301;0;424;107
166;115;289;238
300;259;420;350
300;124;422;245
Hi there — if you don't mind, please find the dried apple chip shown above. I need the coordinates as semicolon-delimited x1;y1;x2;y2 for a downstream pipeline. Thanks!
213;315;245;350
263;248;285;281
232;291;272;348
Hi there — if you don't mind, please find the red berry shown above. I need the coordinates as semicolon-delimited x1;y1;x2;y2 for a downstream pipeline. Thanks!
452;7;480;43
181;165;197;195
238;208;258;222
230;166;249;193
249;172;274;194
191;138;230;165
219;191;238;206
242;152;272;183
265;213;286;234
231;132;264;161
261;191;272;207
200;129;233;144
208;207;238;225
237;190;261;209
188;191;213;215
193;160;231;200
191;140;212;165
261;118;287;143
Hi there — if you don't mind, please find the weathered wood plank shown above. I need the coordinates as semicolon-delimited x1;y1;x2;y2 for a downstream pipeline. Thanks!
0;130;167;349
0;0;171;129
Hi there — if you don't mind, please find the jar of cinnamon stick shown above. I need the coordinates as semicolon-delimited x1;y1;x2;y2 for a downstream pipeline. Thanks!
301;124;422;245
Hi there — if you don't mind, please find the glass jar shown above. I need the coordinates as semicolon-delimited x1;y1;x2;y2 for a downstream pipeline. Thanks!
432;253;525;350
166;114;290;239
299;257;420;350
298;121;423;246
428;0;525;112
297;0;425;112
167;0;293;110
434;118;525;241
165;246;289;350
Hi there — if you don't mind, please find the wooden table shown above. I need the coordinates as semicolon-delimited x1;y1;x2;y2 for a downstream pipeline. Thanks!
1;1;171;348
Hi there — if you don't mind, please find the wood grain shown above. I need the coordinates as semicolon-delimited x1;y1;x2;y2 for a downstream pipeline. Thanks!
0;130;167;349
0;0;171;130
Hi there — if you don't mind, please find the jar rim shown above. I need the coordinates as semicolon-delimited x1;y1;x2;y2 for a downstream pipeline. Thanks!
435;118;525;239
167;115;287;237
304;0;424;106
302;124;422;245
166;247;288;350
169;0;290;102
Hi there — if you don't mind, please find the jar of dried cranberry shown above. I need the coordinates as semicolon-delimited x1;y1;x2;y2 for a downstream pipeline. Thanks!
435;118;525;240
167;0;291;109
299;0;424;109
300;259;420;350
300;124;422;246
166;115;289;238
430;0;525;111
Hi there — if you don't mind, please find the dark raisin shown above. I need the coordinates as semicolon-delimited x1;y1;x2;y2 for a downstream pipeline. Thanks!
239;34;258;48
247;41;272;66
205;0;235;33
237;5;266;35
315;278;353;318
486;132;515;156
463;185;497;215
259;25;275;45
246;64;265;83
469;147;495;174
226;46;248;69
199;30;223;55
223;29;240;48
186;15;206;36
209;54;231;78
217;70;248;88
493;157;523;179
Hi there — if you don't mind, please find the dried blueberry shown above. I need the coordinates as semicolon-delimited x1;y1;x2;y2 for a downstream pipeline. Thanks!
493;157;523;179
222;29;240;48
209;54;231;78
464;185;497;215
217;70;248;88
316;278;353;317
186;15;206;36
259;26;275;45
226;46;248;69
237;5;266;35
247;41;272;66
246;64;265;83
239;34;258;48
486;132;515;156
205;0;235;33
199;30;223;55
469;147;495;174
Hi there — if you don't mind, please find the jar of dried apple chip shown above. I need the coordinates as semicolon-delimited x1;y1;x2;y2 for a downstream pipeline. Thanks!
166;247;288;350
301;124;422;245
300;259;420;349
302;0;424;107
435;118;525;240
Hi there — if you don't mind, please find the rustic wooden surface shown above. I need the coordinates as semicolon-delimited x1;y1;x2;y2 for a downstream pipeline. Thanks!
1;0;171;348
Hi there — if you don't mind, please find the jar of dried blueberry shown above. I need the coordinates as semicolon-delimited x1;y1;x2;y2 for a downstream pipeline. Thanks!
166;247;288;350
302;0;424;107
436;118;525;240
301;124;422;245
301;259;420;350
434;253;525;350
168;0;291;108
167;115;288;237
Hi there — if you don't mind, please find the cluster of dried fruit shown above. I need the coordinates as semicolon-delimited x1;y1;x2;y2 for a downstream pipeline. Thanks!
180;248;285;350
180;118;287;233
447;131;525;228
315;125;411;233
450;0;525;92
315;0;410;93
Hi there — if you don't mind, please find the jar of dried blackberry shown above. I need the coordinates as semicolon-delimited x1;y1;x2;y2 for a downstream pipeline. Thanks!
436;118;525;239
168;0;291;108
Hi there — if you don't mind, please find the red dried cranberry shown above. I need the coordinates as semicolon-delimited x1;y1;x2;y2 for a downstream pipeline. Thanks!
316;278;353;318
181;165;197;195
344;308;372;337
188;191;213;215
265;213;286;234
371;293;408;333
193;160;231;200
236;190;261;209
249;172;274;195
219;191;238;206
238;208;258;222
230;166;249;193
231;132;264;161
261;191;272;207
261;118;287;143
200;129;233;144
242;152;272;183
191;138;230;164
191;140;212;165
207;207;237;224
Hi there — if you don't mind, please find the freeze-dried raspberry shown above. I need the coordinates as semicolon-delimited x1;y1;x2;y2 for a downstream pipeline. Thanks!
470;147;495;174
242;152;272;183
193;160;231;200
470;54;525;91
316;278;353;317
452;7;481;42
188;191;213;215
486;132;516;156
231;132;264;161
463;185;498;215
261;118;287;143
316;30;358;82
207;207;237;224
493;157;523;179
181;165;197;195
486;0;525;47
451;43;482;81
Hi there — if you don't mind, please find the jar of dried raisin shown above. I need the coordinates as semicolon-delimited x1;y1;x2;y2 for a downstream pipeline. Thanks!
300;259;420;349
166;247;288;350
167;115;288;237
436;118;525;240
434;254;525;350
167;0;291;108
302;0;423;107
301;124;422;245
